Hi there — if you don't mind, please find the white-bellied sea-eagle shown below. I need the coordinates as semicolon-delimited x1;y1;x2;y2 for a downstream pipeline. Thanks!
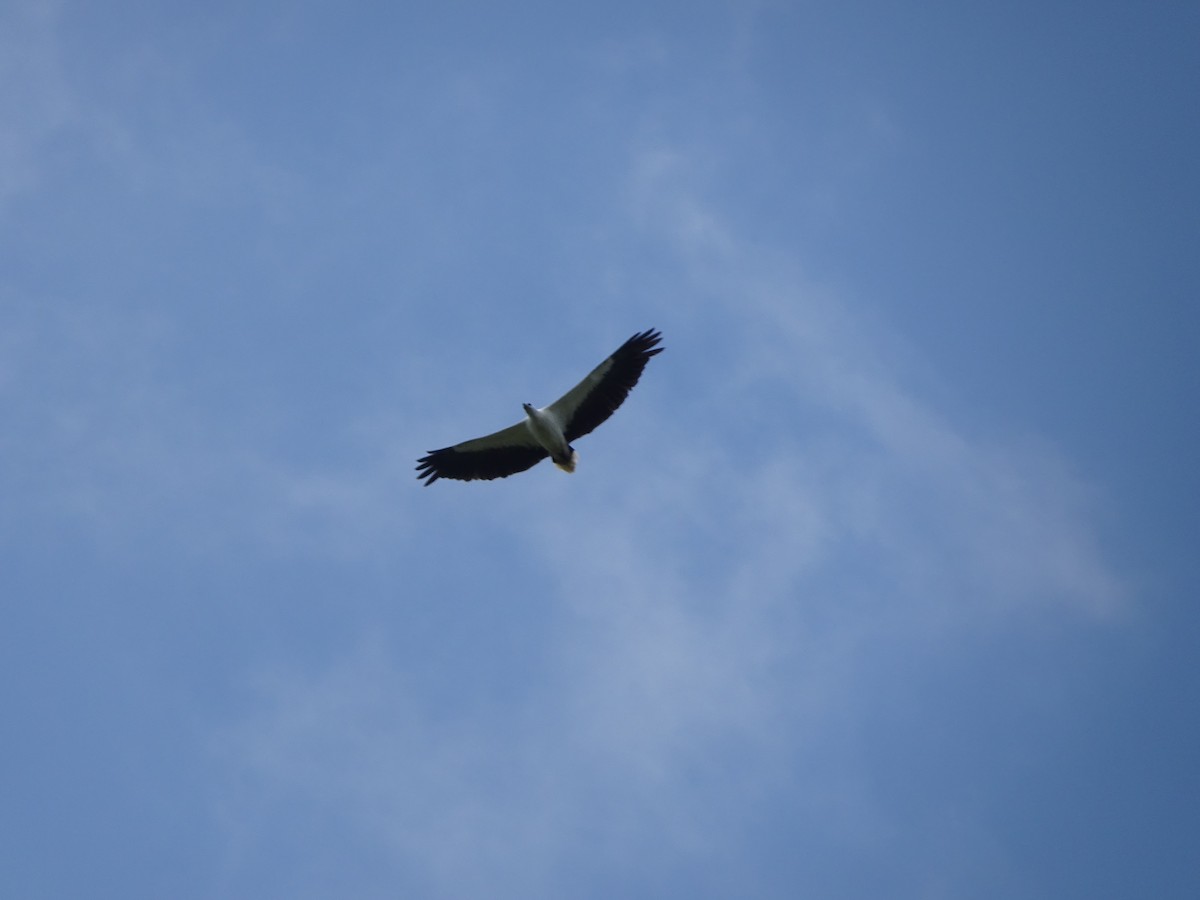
416;328;664;485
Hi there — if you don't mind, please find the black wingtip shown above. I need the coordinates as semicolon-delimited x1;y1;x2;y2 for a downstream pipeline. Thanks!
625;328;664;357
415;453;440;486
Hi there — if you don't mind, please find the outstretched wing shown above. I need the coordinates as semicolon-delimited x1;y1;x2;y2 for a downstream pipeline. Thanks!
416;421;548;486
547;328;664;442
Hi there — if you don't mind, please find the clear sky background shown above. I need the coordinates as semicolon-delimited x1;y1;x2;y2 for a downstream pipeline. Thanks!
3;2;1198;897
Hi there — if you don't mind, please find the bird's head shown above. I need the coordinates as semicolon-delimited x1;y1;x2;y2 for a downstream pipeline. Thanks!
522;403;534;415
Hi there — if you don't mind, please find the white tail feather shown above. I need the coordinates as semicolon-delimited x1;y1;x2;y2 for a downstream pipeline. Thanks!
553;449;578;473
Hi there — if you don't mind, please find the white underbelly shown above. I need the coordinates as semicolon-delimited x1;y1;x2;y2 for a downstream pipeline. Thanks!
526;408;569;456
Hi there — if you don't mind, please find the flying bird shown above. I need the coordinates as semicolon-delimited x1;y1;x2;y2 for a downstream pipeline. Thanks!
416;328;664;485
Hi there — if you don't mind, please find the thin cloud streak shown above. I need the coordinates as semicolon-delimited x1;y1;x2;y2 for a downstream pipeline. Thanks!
625;141;1125;620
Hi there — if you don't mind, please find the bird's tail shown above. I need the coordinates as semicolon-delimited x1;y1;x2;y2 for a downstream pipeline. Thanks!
553;448;578;473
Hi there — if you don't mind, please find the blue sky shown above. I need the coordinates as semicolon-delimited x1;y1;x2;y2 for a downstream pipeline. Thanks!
3;1;1198;897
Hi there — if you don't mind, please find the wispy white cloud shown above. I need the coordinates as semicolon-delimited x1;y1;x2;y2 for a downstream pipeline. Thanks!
211;144;1126;897
621;141;1125;622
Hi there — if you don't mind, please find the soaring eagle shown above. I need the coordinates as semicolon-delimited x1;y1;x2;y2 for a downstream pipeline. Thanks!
417;328;664;485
